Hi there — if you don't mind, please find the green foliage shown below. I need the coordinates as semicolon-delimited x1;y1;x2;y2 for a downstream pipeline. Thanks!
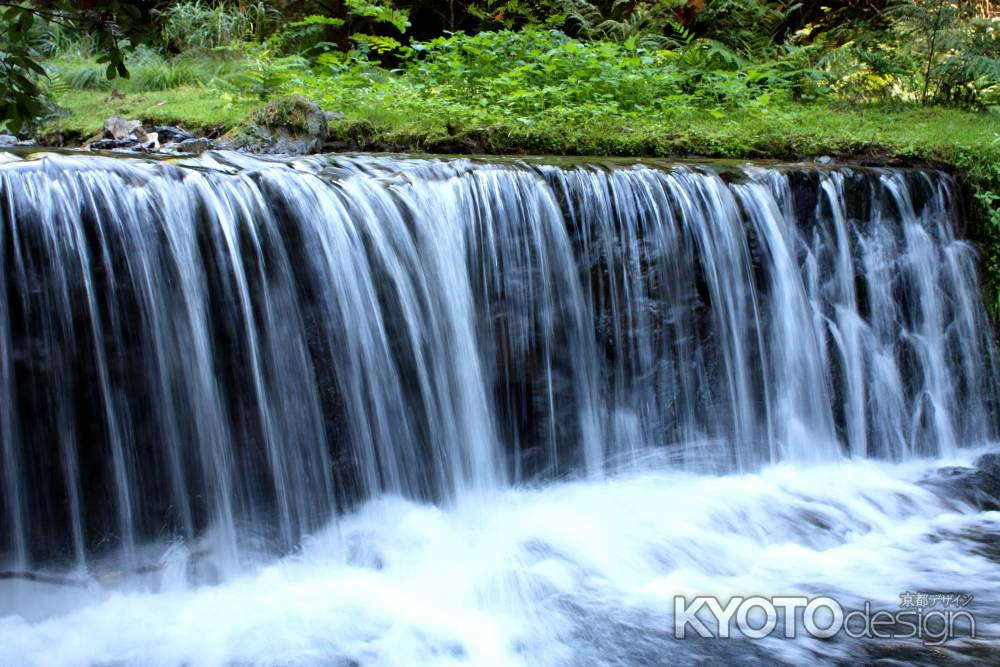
266;15;345;57
43;47;244;94
273;27;828;126
211;49;311;101
345;0;411;34
821;1;1000;107
161;1;283;51
465;0;570;31
558;0;692;49
394;30;684;113
695;0;801;56
888;0;989;104
1;1;147;132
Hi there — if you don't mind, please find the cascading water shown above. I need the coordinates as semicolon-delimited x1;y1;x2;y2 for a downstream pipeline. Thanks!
0;151;998;666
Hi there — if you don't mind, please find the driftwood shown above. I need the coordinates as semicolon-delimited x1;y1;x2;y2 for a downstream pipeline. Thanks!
0;549;209;588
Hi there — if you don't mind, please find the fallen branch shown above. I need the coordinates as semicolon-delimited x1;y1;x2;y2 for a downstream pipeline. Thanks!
0;549;209;588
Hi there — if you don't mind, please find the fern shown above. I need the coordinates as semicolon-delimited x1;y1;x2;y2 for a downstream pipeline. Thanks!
352;33;403;54
556;0;691;49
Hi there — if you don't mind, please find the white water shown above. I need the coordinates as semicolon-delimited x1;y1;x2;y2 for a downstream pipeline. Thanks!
2;453;998;666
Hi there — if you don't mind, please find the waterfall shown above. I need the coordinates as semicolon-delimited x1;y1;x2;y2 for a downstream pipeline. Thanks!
0;152;996;572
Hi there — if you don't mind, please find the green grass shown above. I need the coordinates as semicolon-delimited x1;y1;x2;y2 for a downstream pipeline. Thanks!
39;87;255;140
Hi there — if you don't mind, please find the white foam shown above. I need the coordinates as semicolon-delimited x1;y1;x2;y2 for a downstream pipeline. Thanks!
2;454;997;666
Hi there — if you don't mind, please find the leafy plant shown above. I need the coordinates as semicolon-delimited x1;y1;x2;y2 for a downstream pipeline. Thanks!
559;0;692;49
1;1;146;132
345;0;411;35
694;0;801;57
161;1;282;51
267;15;345;57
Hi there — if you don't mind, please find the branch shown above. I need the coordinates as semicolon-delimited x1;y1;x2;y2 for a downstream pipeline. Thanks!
0;550;210;589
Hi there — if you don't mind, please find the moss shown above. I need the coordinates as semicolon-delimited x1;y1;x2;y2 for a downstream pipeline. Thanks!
217;95;330;155
245;95;321;133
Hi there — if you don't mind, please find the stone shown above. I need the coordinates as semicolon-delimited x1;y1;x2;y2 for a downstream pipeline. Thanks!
219;96;330;156
0;134;17;147
921;454;1000;511
89;139;137;151
105;115;145;142
154;126;194;143
175;137;212;155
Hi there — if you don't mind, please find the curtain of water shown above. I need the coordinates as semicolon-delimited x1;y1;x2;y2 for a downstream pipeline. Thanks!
0;153;994;569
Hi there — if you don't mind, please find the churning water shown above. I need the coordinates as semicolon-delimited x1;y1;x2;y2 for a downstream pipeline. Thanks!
0;151;998;665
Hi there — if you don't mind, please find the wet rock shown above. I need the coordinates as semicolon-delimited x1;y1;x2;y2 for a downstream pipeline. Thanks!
177;137;212;154
89;139;139;151
219;96;329;155
154;126;194;143
0;133;18;147
161;137;212;155
921;453;1000;511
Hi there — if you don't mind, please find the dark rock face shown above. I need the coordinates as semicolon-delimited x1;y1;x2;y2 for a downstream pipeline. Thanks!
218;96;329;156
921;453;1000;511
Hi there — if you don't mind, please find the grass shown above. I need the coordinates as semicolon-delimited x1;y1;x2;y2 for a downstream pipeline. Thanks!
39;87;255;141
38;83;999;167
321;103;1000;162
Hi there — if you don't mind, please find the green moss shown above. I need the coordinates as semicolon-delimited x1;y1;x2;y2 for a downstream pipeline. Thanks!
248;95;319;133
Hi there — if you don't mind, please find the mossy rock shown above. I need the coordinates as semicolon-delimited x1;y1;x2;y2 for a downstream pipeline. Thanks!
220;96;331;156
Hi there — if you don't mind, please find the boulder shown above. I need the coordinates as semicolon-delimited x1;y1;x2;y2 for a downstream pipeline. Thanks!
105;115;146;143
176;137;212;155
0;134;17;147
154;126;194;143
219;96;330;156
